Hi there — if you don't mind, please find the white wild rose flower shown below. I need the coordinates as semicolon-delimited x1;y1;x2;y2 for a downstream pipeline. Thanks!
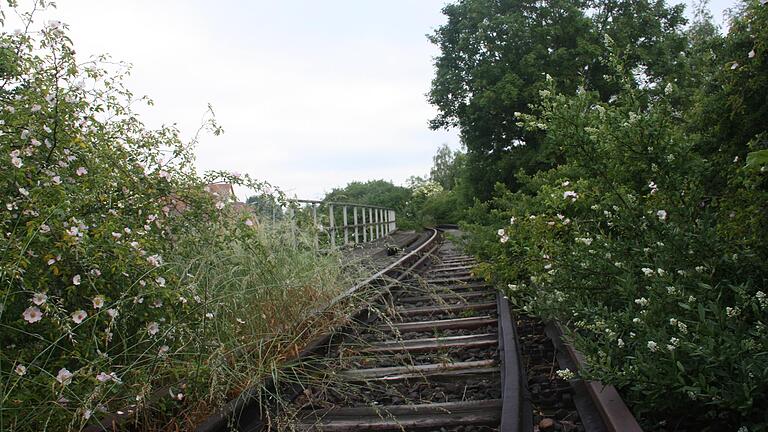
71;310;87;324
56;368;73;385
32;293;47;305
563;191;578;201
147;322;159;336
23;306;43;323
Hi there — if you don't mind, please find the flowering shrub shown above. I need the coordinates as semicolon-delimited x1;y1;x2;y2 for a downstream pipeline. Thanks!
1;8;352;431
467;28;768;431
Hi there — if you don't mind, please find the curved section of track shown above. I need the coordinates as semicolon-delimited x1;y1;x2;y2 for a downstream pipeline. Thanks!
197;228;641;432
285;233;526;431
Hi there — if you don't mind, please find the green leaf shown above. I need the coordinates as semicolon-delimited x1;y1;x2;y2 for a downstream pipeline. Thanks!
745;149;768;169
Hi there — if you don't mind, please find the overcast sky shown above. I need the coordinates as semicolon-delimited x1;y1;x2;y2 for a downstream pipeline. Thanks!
24;0;737;200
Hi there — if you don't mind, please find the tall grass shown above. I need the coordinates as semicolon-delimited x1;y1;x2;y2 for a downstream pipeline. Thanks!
126;220;369;430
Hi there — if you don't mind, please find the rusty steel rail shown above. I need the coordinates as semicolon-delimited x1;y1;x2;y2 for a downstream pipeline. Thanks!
194;228;441;432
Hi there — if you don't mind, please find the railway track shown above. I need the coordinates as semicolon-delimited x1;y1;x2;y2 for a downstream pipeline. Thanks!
198;228;641;432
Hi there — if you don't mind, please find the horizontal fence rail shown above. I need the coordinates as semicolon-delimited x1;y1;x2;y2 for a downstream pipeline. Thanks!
287;199;396;249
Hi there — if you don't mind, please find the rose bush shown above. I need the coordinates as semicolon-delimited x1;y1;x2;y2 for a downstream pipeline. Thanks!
465;8;768;429
1;6;352;431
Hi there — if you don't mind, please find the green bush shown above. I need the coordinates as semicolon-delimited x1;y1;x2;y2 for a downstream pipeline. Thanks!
469;37;768;430
0;10;353;431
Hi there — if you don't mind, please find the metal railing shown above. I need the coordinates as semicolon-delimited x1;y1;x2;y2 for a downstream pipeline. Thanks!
288;199;396;248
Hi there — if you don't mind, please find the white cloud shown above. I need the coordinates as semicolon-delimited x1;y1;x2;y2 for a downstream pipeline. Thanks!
27;0;460;199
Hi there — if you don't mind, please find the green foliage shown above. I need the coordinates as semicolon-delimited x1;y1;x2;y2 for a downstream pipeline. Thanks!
428;0;688;199
464;3;768;427
0;8;352;431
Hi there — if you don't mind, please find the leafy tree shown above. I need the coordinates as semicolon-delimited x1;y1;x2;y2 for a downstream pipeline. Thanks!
428;0;688;200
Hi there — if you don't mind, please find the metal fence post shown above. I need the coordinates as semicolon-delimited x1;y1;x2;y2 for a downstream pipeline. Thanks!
329;204;336;248
353;206;359;244
368;207;374;240
343;206;349;245
312;204;318;249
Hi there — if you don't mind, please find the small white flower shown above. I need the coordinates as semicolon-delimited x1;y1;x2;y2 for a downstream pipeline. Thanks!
106;308;119;318
11;155;23;168
510;217;516;225
575;237;593;246
731;62;739;70
72;274;81;285
147;255;162;267
634;297;649;307
245;219;254;227
92;296;105;309
632;317;641;324
56;368;73;385
155;276;166;287
617;339;625;348
641;268;655;277
96;372;112;382
76;167;87;176
647;341;658;352
15;364;27;376
111;232;122;239
205;312;214;319
152;298;163;308
158;345;170;356
23;306;43;323
656;210;667;221
657;268;666;276
497;228;506;237
51;176;62;185
500;235;509;243
147;321;159;336
18;187;29;197
39;224;51;233
555;369;575;380
158;170;170;179
215;201;225;210
726;306;740;318
748;49;756;59
32;293;48;305
90;269;101;277
563;191;579;201
71;310;87;324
